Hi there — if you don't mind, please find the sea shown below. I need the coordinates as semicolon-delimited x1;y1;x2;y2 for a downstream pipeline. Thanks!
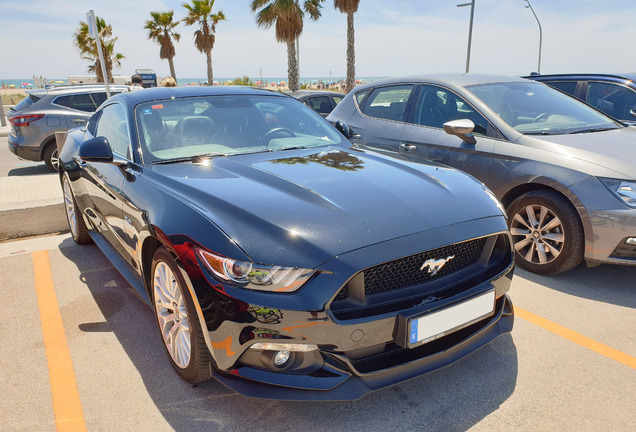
1;76;386;88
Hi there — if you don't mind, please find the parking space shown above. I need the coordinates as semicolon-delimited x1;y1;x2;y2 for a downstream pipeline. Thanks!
0;234;634;432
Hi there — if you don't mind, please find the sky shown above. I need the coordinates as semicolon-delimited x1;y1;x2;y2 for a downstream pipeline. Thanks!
1;0;634;81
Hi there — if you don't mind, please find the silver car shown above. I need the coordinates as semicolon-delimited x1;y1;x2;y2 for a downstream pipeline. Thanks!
328;74;636;275
8;84;128;171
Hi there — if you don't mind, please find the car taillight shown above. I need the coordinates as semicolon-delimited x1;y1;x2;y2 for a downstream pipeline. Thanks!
9;114;44;127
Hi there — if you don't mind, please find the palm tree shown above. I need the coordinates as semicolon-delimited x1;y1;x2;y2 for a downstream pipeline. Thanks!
334;0;359;93
182;0;226;85
251;0;324;92
145;11;181;81
73;16;124;84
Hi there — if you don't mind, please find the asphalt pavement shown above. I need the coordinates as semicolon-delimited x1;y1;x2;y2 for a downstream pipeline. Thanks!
0;235;634;431
0;133;634;431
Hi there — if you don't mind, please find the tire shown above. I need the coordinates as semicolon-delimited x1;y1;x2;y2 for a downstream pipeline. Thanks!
44;143;59;172
151;247;213;383
507;190;584;275
62;175;90;244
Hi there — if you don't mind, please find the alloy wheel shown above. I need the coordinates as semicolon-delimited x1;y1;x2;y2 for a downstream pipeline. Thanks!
63;178;77;238
153;262;191;369
51;149;60;171
510;204;565;265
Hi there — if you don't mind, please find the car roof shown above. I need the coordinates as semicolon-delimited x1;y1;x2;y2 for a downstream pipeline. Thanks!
110;85;287;105
27;84;130;97
287;90;346;97
526;73;636;83
353;74;531;92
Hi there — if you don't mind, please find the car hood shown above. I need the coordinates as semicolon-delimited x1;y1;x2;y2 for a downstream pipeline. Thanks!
151;146;504;268
522;126;636;178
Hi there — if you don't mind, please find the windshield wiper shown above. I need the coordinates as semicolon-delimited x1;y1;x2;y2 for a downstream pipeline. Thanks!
568;127;617;134
152;152;226;165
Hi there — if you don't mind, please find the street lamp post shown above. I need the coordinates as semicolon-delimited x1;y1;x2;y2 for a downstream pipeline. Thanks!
457;0;475;73
524;0;542;74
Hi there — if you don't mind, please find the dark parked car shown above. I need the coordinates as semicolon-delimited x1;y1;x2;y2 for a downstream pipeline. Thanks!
327;74;636;275
8;84;128;171
527;73;636;124
59;86;514;400
288;90;345;117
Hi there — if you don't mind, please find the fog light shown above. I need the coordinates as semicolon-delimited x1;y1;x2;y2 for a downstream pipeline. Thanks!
626;238;636;245
273;350;291;366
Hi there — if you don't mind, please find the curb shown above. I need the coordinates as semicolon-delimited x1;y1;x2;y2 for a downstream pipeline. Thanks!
0;175;68;241
0;203;68;241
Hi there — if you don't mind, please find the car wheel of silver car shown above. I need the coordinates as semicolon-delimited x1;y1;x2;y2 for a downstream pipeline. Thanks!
44;144;59;172
507;190;584;275
63;175;90;244
151;247;213;383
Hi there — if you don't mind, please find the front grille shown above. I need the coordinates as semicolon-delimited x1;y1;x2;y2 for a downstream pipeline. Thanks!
364;237;486;296
334;237;486;301
331;233;512;320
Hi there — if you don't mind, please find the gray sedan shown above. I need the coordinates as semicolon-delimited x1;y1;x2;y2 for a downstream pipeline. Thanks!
328;74;636;275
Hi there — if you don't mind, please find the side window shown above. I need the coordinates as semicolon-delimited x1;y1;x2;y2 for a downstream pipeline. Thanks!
333;95;343;106
361;85;414;122
305;96;333;115
95;104;130;157
92;92;109;108
586;82;636;121
413;85;489;135
70;93;98;112
546;81;578;97
355;90;370;107
53;95;71;108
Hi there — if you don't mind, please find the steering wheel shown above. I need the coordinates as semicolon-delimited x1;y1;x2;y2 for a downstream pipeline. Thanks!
262;127;296;144
534;113;551;122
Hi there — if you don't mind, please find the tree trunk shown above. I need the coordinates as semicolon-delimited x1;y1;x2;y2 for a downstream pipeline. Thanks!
168;56;177;81
287;41;299;92
206;50;213;85
345;11;356;94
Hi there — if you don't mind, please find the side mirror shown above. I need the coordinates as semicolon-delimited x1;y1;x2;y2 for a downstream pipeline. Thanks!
78;136;127;166
443;119;477;144
335;120;354;139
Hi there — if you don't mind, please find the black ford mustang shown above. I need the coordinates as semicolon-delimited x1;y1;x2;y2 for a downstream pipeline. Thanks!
59;86;514;400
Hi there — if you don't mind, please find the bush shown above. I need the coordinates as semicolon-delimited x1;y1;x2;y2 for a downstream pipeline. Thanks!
233;76;253;86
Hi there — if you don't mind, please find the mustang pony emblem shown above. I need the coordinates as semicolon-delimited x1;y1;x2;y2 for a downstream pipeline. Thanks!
420;255;455;276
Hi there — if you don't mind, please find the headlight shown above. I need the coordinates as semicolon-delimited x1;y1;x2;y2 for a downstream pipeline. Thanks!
599;178;636;207
195;248;315;293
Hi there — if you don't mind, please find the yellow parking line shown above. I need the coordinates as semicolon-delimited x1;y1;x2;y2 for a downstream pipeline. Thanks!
33;251;87;432
515;306;636;370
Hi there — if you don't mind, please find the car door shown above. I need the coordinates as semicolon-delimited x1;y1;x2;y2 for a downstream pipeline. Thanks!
80;102;130;258
347;84;417;152
399;84;499;183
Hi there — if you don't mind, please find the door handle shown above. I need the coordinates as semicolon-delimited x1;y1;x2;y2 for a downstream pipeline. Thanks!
400;143;417;152
71;118;87;124
351;134;361;140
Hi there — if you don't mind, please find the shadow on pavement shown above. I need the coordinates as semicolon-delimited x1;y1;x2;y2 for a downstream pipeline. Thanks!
61;244;518;432
516;262;636;309
8;164;51;176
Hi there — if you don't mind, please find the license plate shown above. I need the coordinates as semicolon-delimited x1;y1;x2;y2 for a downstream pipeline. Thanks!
408;291;495;347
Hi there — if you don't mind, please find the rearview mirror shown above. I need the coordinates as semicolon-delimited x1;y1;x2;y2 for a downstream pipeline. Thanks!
78;136;127;166
335;120;354;139
443;119;477;144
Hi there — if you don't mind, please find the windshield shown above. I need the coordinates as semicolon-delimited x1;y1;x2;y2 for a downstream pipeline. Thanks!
466;81;620;135
135;94;345;162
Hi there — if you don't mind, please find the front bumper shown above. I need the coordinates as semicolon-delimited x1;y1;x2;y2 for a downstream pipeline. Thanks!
214;294;514;401
184;216;515;400
570;178;636;266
